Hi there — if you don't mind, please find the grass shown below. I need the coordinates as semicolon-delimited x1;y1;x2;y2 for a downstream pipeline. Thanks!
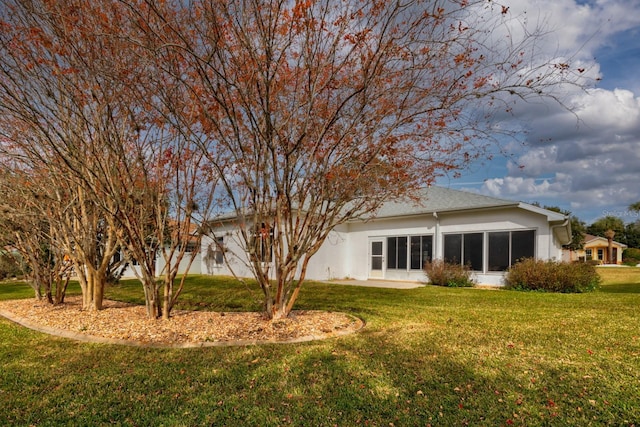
0;268;639;426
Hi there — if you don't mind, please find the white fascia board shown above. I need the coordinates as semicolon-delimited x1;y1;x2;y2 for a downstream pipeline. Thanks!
517;202;567;221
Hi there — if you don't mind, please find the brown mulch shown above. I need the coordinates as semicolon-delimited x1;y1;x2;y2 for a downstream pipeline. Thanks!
0;296;364;348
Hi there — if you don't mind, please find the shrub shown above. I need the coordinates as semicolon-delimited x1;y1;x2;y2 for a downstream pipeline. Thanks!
622;248;640;266
505;258;600;293
424;259;475;287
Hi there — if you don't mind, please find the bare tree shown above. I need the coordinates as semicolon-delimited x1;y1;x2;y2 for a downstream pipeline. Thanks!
124;0;590;319
85;3;221;319
0;0;130;310
0;165;73;302
0;0;219;318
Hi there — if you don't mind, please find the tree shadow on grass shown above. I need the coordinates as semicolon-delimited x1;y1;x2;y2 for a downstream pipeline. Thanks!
1;318;639;426
199;327;640;426
598;283;640;294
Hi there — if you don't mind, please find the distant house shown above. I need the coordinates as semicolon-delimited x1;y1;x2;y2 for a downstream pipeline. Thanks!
201;186;572;286
564;234;627;264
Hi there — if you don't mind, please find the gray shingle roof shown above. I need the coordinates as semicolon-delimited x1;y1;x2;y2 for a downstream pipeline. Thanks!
209;186;564;223
370;186;518;219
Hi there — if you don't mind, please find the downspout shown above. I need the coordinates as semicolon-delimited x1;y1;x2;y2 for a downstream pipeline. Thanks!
433;212;440;260
549;218;570;260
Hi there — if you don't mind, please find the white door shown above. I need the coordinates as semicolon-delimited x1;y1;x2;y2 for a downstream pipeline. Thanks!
369;239;384;279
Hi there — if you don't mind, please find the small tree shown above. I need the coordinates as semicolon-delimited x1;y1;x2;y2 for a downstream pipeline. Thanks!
0;0;216;318
0;169;72;302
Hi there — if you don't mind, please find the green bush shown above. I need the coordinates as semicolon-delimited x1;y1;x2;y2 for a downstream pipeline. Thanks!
424;259;475;287
622;248;640;266
505;258;600;293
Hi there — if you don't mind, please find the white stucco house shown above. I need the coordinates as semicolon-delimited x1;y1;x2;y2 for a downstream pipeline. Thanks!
200;186;572;286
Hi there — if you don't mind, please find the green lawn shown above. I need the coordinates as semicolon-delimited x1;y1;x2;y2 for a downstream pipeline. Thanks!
1;268;639;426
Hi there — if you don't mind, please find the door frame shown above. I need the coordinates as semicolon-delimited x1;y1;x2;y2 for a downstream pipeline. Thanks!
369;238;385;279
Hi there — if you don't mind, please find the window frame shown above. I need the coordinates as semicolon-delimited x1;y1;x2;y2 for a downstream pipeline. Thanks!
210;236;225;266
410;235;433;270
386;236;407;270
385;235;434;271
487;229;536;272
443;232;484;271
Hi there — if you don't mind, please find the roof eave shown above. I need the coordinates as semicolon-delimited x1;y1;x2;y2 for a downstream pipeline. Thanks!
353;203;520;222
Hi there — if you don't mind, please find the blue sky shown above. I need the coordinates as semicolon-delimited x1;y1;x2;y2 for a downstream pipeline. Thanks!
438;0;640;225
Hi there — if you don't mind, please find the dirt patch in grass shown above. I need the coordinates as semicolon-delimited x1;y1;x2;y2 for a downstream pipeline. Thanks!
0;296;364;348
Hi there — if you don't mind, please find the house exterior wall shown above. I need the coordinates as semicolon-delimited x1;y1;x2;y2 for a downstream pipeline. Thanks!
120;251;201;279
302;225;351;280
345;215;436;282
200;205;566;287
201;222;248;277
343;207;560;286
200;223;352;281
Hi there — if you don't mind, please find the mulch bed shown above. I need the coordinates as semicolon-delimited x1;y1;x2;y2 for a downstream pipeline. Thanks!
0;296;364;348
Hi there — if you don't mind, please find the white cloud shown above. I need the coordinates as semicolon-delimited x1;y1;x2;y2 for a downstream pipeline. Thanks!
481;80;640;220
459;0;640;221
503;0;640;54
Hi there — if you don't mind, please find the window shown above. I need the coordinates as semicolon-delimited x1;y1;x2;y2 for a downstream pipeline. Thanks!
464;233;483;271
444;233;483;271
511;230;535;263
385;235;434;271
488;230;535;271
214;237;224;265
185;241;199;253
205;236;225;268
387;236;407;270
444;234;462;264
488;232;509;271
410;235;433;270
371;241;383;270
585;248;593;260
131;251;156;266
597;248;604;261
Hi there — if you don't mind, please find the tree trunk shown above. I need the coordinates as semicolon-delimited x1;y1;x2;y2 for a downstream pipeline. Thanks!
80;268;107;311
54;275;70;304
604;229;615;265
93;269;105;311
270;304;288;321
142;280;161;319
162;280;172;320
82;270;93;310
